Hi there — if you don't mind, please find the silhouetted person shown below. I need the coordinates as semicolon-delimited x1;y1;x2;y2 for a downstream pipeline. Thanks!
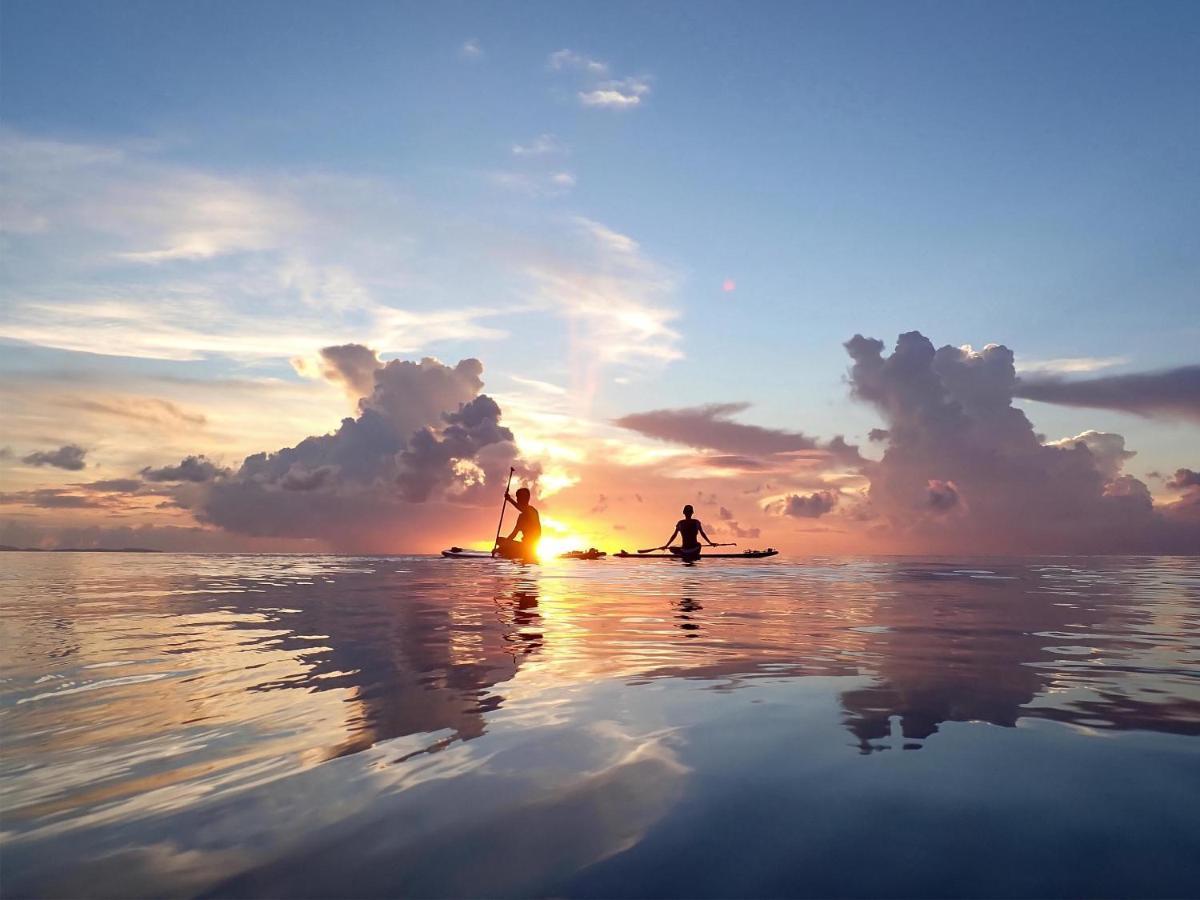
660;504;717;556
496;487;540;561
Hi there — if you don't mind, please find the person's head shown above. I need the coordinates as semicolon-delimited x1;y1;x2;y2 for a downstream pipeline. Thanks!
682;504;694;518
515;487;531;509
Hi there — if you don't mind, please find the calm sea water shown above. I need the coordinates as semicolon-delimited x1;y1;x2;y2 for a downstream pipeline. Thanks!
1;553;1198;898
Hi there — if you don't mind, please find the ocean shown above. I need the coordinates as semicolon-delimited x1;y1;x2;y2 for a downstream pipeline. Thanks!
1;553;1198;898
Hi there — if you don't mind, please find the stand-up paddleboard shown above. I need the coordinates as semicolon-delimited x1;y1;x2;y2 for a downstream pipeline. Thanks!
441;546;535;561
440;547;606;561
614;548;779;560
441;548;499;559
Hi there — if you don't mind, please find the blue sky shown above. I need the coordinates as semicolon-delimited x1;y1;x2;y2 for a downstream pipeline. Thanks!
1;0;1197;550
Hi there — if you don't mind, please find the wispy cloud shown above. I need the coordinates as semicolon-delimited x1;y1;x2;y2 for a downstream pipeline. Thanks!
547;49;608;75
0;131;510;361
512;134;566;157
488;169;577;196
546;49;651;110
458;38;483;60
1016;355;1130;375
523;217;681;367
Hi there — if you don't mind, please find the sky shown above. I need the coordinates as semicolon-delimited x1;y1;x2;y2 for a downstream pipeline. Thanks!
1;0;1198;554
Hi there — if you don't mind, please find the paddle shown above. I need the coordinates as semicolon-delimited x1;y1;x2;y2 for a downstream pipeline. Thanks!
491;467;516;558
637;542;737;554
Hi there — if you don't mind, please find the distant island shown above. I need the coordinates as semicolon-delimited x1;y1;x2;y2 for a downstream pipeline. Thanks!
0;546;163;553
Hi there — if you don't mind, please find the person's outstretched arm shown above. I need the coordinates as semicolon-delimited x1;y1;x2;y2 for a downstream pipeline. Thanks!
662;526;680;548
698;523;716;546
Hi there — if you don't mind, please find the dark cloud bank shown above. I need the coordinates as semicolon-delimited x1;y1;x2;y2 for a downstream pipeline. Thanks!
1015;365;1200;421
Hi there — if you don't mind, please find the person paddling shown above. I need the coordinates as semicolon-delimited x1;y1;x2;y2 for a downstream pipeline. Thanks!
496;487;541;561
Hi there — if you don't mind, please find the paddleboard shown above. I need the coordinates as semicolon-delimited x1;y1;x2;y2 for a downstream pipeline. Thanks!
614;548;779;560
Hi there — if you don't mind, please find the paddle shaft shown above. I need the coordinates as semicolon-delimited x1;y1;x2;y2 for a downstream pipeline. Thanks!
637;541;737;553
491;467;516;557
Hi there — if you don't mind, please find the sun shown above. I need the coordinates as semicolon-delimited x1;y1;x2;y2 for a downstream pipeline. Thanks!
535;532;584;561
534;515;592;560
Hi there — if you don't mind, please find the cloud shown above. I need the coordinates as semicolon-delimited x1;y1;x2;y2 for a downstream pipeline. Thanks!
615;402;827;456
1016;356;1130;375
925;479;960;511
1167;468;1200;490
523;217;681;368
844;331;1200;552
546;49;650;110
141;455;227;483
292;343;382;398
579;78;651;108
0;488;105;508
1045;430;1135;481
547;50;608;75
57;397;206;428
512;134;565;157
22;444;87;470
0;131;508;362
172;357;535;548
699;454;770;471
83;478;144;493
1014;365;1200;421
779;491;839;518
488;169;577;197
459;39;483;60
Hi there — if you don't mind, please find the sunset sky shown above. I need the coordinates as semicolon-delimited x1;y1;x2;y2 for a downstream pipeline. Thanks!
2;0;1197;553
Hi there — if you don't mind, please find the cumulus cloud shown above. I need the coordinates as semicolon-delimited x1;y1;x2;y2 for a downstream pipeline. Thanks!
22;444;87;470
141;455;227;483
1167;468;1200;490
1014;365;1200;421
166;357;534;548
844;331;1199;552
292;343;382;398
925;480;960;511
779;491;839;518
579;78;651;108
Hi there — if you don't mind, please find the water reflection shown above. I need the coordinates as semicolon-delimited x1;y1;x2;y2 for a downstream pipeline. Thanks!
1;554;1198;898
839;561;1200;751
672;597;702;635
